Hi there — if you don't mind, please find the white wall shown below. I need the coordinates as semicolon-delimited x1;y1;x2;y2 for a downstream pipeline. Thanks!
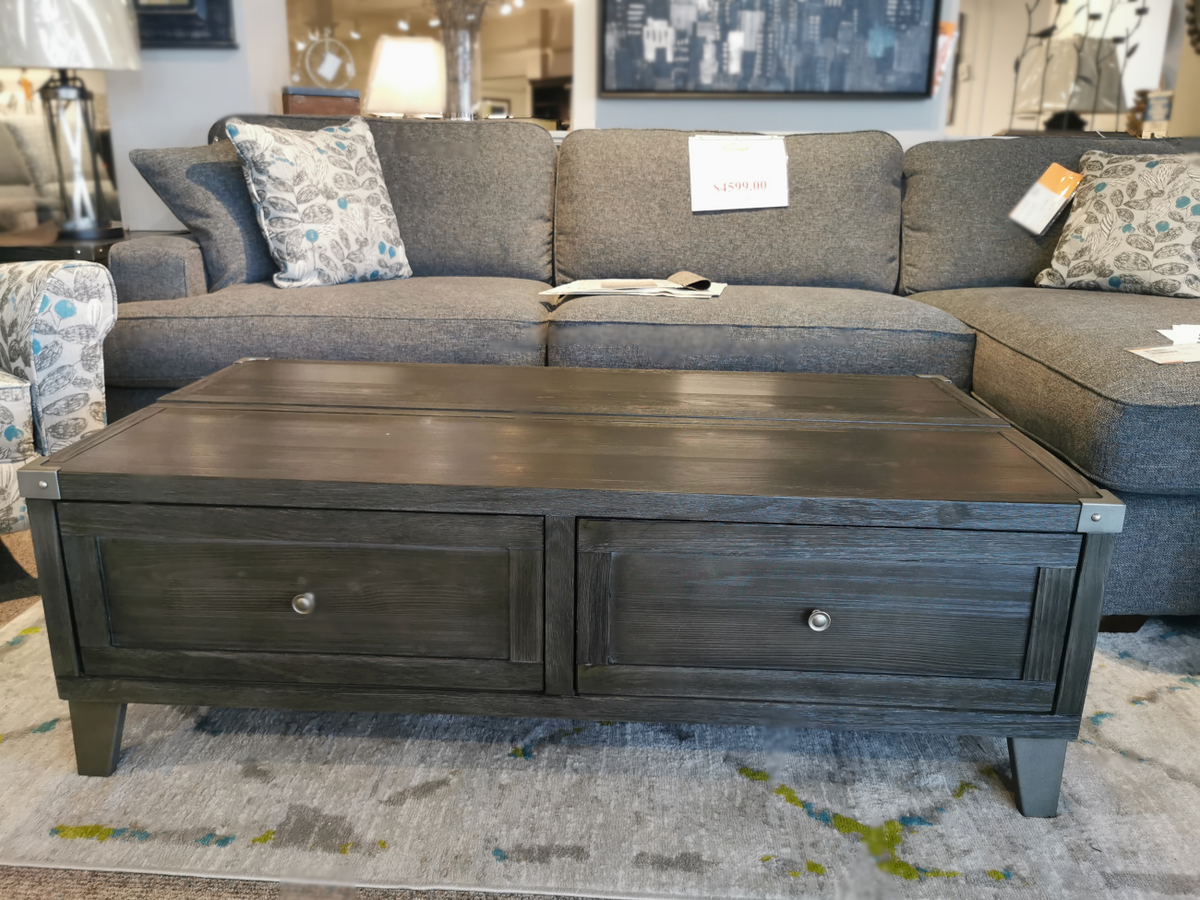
106;0;290;230
573;0;959;147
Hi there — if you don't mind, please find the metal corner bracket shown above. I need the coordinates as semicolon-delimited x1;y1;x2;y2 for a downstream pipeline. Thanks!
233;357;271;364
1078;490;1125;534
18;458;61;501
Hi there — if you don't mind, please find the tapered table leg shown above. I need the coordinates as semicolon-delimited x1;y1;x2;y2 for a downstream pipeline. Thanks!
69;701;127;777
1008;737;1067;817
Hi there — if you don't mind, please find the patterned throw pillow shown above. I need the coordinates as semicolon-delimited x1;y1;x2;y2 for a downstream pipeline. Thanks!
1035;150;1200;298
224;117;412;289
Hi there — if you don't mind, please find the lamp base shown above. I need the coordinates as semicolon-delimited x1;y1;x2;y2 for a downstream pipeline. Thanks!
58;224;125;241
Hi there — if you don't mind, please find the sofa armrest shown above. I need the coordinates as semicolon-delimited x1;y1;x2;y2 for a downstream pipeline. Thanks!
0;259;117;455
109;233;207;302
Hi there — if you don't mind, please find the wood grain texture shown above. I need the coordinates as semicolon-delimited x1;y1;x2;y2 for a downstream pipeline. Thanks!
509;549;544;663
52;406;1086;507
1054;533;1117;716
600;551;1039;678
68;701;126;777
577;519;1082;566
52;476;1084;532
167;360;999;425
544;516;575;696
577;665;1056;711
57;503;542;549
61;534;110;648
80;648;543;692
56;675;1083;738
576;551;611;667
97;538;513;659
27;499;81;678
1023;567;1077;682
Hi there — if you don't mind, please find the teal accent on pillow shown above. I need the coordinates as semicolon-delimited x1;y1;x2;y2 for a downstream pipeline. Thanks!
1035;150;1200;298
223;116;411;289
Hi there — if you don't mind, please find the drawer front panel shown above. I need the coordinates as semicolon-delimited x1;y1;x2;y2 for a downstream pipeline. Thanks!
99;539;511;657
577;520;1080;692
60;504;544;686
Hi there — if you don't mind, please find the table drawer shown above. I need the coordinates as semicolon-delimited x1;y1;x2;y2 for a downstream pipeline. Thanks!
59;504;543;692
576;520;1082;706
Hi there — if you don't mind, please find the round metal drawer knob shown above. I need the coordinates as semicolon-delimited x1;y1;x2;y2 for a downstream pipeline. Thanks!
291;592;316;615
808;609;831;632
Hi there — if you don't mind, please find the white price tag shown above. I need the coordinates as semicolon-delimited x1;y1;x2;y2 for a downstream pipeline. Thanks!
688;135;788;212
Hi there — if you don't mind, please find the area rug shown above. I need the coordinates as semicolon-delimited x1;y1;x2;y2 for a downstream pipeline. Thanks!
1;601;1198;900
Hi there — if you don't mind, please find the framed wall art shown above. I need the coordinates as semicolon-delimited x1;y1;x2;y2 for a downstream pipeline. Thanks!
601;0;940;98
134;0;237;49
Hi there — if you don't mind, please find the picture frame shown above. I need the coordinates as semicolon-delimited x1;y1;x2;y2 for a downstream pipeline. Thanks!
133;0;238;50
600;0;941;99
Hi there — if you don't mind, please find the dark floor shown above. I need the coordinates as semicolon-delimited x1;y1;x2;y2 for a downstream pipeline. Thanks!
0;529;39;628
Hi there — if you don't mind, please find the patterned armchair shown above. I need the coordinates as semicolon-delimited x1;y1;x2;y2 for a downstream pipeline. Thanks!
0;260;118;533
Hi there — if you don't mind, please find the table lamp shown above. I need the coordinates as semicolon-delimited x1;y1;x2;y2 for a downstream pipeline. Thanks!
362;37;446;118
0;0;141;239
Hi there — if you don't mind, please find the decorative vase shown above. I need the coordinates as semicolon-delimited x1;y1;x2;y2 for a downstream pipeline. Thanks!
435;0;488;120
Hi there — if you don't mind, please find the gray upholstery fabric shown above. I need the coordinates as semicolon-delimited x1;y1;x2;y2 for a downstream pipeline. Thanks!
1103;490;1200;615
104;276;549;386
547;286;975;386
109;234;208;302
129;142;275;291
554;130;903;293
900;136;1200;295
913;287;1200;494
210;116;556;282
106;386;177;421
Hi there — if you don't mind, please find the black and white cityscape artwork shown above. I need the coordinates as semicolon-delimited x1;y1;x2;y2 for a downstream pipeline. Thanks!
603;0;939;96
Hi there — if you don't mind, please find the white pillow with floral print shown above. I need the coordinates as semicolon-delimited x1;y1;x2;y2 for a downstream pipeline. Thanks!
1035;150;1200;298
225;117;412;288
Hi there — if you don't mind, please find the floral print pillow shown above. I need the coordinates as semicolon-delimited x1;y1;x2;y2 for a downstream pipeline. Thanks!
1035;151;1200;298
225;117;412;289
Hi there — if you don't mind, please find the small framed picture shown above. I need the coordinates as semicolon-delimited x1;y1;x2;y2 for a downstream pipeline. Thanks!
134;0;237;49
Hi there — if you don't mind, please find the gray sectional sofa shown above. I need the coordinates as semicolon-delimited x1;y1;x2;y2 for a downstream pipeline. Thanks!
105;118;1200;617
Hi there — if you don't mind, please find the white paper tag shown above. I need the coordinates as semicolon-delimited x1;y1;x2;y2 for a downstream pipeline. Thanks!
689;135;788;212
1128;344;1200;364
1157;324;1200;344
1009;164;1083;236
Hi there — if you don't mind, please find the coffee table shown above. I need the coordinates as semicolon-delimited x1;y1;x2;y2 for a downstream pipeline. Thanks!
20;360;1123;817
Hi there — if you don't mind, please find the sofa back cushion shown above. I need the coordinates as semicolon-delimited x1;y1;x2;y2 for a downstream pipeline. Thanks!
554;129;903;292
900;136;1200;295
210;116;556;282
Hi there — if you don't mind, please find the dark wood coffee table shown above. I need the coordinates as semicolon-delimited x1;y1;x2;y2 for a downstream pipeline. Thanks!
21;360;1123;817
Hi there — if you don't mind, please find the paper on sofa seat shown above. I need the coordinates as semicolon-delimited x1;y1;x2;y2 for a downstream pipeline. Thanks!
541;278;727;299
1128;344;1200;364
1157;324;1200;344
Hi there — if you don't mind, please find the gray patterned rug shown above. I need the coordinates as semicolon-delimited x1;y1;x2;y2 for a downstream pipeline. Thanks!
1;600;1198;900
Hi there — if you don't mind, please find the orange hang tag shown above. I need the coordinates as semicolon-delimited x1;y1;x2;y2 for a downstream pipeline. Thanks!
1009;163;1083;236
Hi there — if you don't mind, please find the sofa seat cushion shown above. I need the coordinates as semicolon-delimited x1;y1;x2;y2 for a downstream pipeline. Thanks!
913;287;1200;494
547;286;976;387
105;276;549;387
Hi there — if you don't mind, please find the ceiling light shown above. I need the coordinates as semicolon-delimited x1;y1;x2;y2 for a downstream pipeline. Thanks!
428;17;441;27
295;40;306;51
397;19;410;31
500;3;512;13
349;29;361;40
514;0;525;7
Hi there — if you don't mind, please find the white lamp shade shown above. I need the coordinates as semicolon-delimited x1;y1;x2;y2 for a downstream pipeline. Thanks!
363;36;445;117
0;0;141;71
